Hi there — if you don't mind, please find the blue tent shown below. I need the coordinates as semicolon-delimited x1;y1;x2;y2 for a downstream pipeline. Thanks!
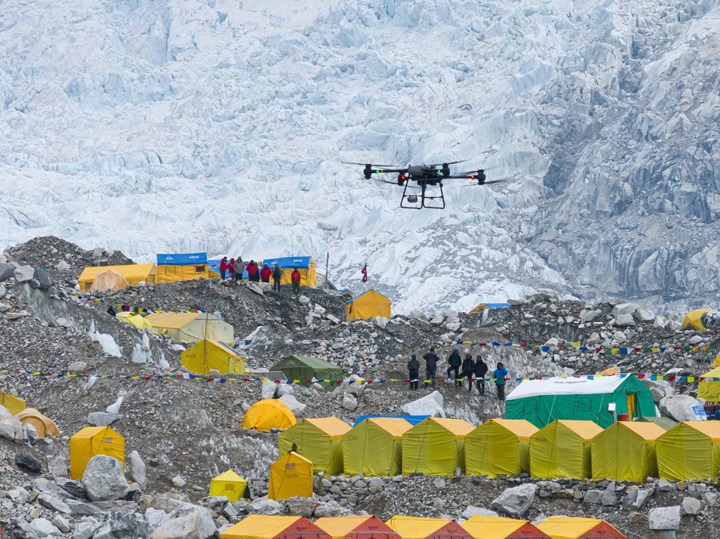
353;415;430;427
157;253;207;265
262;256;312;269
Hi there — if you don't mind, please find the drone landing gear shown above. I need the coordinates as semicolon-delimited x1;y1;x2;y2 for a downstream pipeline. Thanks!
400;182;446;210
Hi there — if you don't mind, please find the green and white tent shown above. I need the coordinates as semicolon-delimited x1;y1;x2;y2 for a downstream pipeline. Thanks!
270;354;343;386
506;374;656;428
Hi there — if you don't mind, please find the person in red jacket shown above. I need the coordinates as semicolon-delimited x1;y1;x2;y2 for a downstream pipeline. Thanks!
228;258;236;280
260;264;272;283
219;257;228;279
291;268;302;296
247;260;259;282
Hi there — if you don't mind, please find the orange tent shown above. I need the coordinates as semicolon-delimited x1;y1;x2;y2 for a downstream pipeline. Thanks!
222;515;331;539
462;516;550;539
315;516;400;539
385;517;472;539
537;517;626;539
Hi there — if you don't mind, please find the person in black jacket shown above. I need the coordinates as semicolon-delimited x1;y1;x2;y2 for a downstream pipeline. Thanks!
272;263;282;292
407;353;420;391
423;348;439;387
475;355;488;395
461;352;476;392
446;348;462;387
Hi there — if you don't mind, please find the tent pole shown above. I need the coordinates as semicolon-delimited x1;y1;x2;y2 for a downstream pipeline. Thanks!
325;252;329;289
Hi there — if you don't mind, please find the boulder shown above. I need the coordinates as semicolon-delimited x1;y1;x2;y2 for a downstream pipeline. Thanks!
56;260;71;271
27;518;62;538
261;381;277;400
681;496;702;516
72;518;99;539
13;264;35;283
612;303;639;316
314;500;344;518
279;394;306;415
15;453;41;473
127;450;147;490
150;505;215;539
38;493;71;514
0;263;15;282
490;484;538;517
275;384;294;397
247;497;284;515
87;412;120;426
601;481;618;506
648;506;682;530
82;455;129;501
284;497;318;517
92;511;149;539
0;283;5;298
0;415;24;442
146;507;171;530
35;269;53;290
659;395;706;422
400;390;445;417
342;393;358;411
582;490;604;504
461;506;498;519
614;313;636;327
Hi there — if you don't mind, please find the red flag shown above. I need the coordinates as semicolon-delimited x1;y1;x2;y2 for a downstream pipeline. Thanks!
361;264;368;283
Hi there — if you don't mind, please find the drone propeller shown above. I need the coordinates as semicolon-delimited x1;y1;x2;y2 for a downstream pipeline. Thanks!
341;161;402;167
428;159;467;168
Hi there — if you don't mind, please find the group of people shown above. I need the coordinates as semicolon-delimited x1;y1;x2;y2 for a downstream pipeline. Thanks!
406;347;509;400
218;257;303;295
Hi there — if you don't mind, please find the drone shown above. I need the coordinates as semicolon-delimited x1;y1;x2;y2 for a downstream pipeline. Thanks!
344;160;503;209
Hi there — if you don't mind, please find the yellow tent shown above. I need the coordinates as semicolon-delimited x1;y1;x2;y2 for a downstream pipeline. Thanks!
15;408;60;438
590;421;665;481
462;516;550;539
682;308;711;330
343;418;412;476
78;263;157;292
464;419;539;477
0;391;26;415
714;353;720;367
145;312;234;345
69;426;124;480
385;516;471;539
345;290;391;322
181;339;246;375
261;257;318;288
656;421;720;480
268;451;314;501
90;269;129;292
278;417;351;475
209;470;250;502
529;420;603;479
116;312;153;330
315;516;400;539
698;366;720;404
222;515;330;539
242;399;297;432
402;417;474;476
156;253;217;283
597;367;620;376
536;517;626;539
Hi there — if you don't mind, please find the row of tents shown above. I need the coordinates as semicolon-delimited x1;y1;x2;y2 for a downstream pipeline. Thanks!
221;515;626;539
269;415;720;482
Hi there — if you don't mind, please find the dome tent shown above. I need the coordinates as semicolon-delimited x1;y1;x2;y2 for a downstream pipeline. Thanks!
242;399;297;432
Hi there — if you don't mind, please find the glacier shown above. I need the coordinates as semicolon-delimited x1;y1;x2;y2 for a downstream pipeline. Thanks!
1;0;719;314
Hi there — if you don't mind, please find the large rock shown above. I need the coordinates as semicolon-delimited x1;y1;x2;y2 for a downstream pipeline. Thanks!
87;412;120;426
0;263;15;282
0;415;24;442
150;505;216;539
342;393;358;411
284;497;319;517
659;395;706;422
461;506;498;519
35;269;53;290
38;493;71;514
314;500;344;518
648;506;682;530
247;498;284;515
27;518;62;537
399;390;445;417
92;511;149;539
490;484;538;517
261;381;277;399
15;453;40;473
279;394;306;415
612;303;639;316
681;496;702;516
13;264;35;283
127;450;147;490
82;455;129;502
614;313;636;327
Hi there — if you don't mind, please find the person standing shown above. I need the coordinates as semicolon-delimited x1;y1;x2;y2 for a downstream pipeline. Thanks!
461;352;476;392
228;258;236;281
260;264;272;283
219;256;229;280
272;263;282;292
234;257;244;282
291;268;302;296
446;348;462;387
247;260;259;282
474;354;488;395
407;353;420;391
493;362;509;401
422;347;439;387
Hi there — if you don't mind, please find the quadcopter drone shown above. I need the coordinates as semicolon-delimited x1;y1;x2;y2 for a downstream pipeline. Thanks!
344;160;503;209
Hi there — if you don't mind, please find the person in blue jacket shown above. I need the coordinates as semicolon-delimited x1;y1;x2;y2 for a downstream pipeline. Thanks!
493;362;509;401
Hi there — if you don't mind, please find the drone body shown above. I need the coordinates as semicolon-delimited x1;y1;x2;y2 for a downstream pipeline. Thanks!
347;160;497;209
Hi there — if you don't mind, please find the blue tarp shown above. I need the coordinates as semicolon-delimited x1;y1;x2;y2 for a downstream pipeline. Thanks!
262;256;312;269
157;253;207;265
352;415;431;427
481;303;510;309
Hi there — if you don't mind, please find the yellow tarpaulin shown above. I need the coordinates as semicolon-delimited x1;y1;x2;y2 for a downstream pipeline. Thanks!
402;418;474;476
682;308;711;331
222;515;329;539
315;516;398;539
268;452;314;501
0;391;26;415
590;422;664;481
78;263;157;292
145;312;234;345
69;426;124;480
462;516;548;539
181;339;246;375
385;516;470;539
209;470;249;502
536;517;626;539
346;290;391;322
656;421;720;480
343;418;412;476
465;419;538;478
116;312;153;330
278;417;351;475
157;264;217;283
530;420;603;480
698;366;720;404
715;353;720;368
242;399;297;432
15;408;60;438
